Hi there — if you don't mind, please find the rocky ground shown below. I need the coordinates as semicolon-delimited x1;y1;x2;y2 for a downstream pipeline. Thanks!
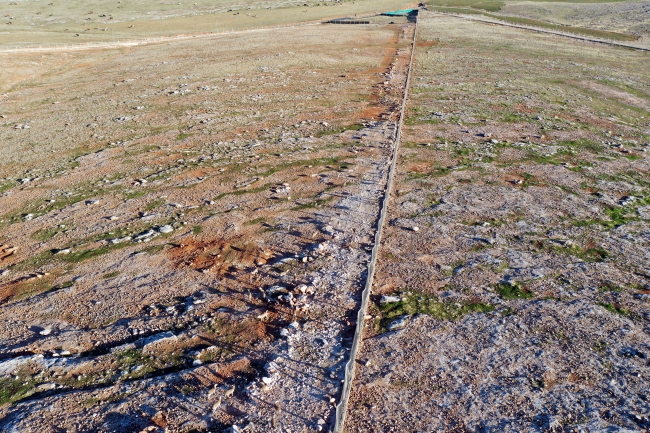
0;20;414;433
2;5;650;433
347;12;650;433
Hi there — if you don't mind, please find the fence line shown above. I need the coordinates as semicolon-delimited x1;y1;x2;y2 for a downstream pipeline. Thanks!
333;13;419;433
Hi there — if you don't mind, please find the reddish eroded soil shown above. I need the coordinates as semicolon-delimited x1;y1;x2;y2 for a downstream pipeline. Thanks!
169;238;273;275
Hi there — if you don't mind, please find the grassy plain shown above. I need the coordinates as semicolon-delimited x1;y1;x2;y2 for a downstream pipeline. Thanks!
425;0;648;43
0;0;410;46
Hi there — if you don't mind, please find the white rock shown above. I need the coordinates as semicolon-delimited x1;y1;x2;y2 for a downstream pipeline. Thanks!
36;383;57;391
134;229;158;241
267;285;288;296
387;315;409;331
39;328;52;336
0;356;32;375
380;295;401;304
110;236;132;244
158;225;174;234
412;226;419;232
142;331;177;353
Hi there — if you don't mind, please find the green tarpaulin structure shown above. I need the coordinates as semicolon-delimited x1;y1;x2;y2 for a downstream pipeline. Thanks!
381;9;416;16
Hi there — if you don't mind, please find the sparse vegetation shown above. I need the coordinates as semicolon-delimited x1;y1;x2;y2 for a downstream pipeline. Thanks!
495;282;534;300
1;3;649;432
597;302;634;318
0;376;38;405
377;291;494;331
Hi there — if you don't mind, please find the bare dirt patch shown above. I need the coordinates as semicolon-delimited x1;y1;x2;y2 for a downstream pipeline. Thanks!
578;80;650;111
169;238;273;275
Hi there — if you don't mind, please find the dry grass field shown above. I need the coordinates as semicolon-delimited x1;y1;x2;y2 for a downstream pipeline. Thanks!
502;0;650;36
427;0;650;47
0;0;411;47
1;1;650;432
0;16;415;432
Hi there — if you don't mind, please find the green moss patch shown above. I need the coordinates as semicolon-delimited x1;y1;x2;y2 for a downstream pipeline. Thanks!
377;291;494;331
495;282;534;300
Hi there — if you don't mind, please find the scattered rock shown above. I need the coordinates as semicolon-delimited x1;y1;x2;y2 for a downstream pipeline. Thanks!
158;225;174;234
110;236;131;244
0;244;17;260
380;295;401;304
387;315;409;331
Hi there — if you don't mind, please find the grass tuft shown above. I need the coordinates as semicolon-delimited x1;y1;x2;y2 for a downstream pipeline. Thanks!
377;291;493;332
495;282;534;300
0;376;38;405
